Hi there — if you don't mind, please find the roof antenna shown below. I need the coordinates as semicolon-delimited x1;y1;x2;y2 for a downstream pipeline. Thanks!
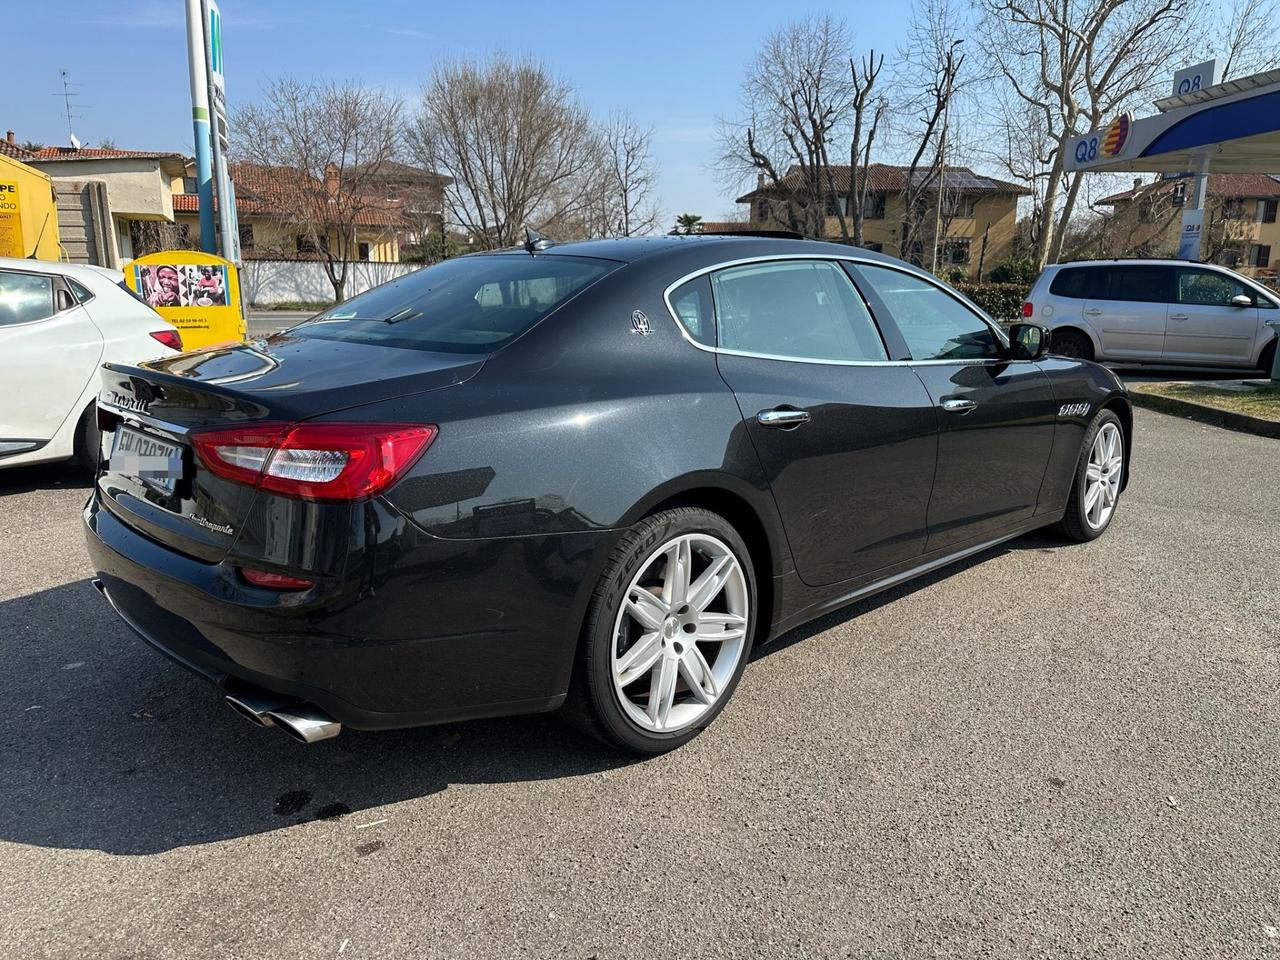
524;226;555;253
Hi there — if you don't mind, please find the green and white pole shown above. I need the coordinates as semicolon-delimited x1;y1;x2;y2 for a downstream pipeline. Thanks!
185;0;216;252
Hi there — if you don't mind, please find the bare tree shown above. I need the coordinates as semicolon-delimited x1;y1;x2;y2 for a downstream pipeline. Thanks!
895;0;969;268
237;78;402;301
410;55;600;249
593;112;660;237
842;50;888;246
719;15;853;237
1213;0;1280;80
978;0;1192;269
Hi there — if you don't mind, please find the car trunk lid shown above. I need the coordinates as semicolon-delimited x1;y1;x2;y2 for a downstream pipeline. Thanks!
96;334;484;562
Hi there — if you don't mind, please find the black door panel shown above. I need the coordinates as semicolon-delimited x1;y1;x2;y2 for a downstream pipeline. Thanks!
717;355;938;586
911;361;1057;551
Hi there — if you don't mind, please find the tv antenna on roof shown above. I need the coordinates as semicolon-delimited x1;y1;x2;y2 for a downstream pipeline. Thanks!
52;70;91;147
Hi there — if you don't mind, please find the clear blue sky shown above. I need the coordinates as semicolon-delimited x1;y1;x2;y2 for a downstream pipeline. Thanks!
4;0;910;226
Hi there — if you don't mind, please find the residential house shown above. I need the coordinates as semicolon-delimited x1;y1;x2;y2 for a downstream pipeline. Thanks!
734;163;1031;278
173;160;448;263
1095;173;1280;280
21;143;189;267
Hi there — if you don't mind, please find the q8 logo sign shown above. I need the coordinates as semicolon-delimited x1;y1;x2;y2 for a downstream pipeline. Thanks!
1073;113;1132;166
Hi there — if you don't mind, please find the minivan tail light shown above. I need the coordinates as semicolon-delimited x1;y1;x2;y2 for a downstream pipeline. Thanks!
1021;301;1034;318
150;329;183;351
190;422;437;500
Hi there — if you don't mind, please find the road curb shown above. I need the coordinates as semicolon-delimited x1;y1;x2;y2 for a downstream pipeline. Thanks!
1129;390;1280;439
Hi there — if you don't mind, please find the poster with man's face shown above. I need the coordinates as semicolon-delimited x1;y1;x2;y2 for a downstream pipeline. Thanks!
136;264;228;308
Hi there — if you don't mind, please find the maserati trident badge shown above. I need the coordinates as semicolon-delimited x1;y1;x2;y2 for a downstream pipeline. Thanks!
630;310;652;336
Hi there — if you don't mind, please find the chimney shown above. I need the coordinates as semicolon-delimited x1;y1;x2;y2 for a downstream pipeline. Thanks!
5;130;13;145
324;163;340;197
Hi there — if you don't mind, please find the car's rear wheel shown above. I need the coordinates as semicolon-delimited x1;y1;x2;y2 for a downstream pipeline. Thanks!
564;507;756;754
1052;329;1094;361
1059;409;1124;542
72;403;101;475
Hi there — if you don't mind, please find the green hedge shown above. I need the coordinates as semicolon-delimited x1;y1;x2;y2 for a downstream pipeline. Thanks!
952;281;1031;322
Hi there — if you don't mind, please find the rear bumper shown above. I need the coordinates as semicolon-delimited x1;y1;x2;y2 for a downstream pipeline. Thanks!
84;494;609;729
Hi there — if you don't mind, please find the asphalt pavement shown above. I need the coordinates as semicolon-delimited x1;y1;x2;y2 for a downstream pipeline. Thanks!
1;409;1277;959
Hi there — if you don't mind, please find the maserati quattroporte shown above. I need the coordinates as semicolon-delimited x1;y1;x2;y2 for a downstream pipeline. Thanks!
87;235;1131;753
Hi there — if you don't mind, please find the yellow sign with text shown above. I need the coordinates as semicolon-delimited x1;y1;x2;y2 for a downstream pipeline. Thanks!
123;250;245;350
0;180;24;259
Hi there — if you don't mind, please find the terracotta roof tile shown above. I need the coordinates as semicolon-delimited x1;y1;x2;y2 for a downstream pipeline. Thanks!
1097;172;1280;205
28;146;186;161
0;140;33;160
736;163;1031;202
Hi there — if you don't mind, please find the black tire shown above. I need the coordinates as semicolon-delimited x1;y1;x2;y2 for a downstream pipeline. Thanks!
71;404;101;475
562;506;757;755
1258;339;1276;377
1058;409;1124;543
1051;329;1094;361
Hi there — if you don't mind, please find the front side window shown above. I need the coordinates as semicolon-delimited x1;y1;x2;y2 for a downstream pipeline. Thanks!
855;264;1001;361
710;260;888;362
668;275;715;346
1176;268;1251;307
0;271;56;326
296;254;618;354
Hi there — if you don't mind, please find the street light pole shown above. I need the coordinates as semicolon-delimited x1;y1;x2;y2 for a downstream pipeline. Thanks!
183;0;215;253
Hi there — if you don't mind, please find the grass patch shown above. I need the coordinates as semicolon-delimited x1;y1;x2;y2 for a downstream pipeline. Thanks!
1131;381;1280;422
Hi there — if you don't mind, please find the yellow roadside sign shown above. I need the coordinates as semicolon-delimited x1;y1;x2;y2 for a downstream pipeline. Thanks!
0;180;24;259
123;250;246;350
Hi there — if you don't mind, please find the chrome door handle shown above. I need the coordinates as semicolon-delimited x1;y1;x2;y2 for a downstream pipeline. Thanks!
940;398;977;414
756;408;810;428
1169;313;1188;321
1084;308;1102;316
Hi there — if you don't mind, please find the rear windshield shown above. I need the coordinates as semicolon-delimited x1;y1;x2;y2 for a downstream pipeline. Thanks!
293;254;619;354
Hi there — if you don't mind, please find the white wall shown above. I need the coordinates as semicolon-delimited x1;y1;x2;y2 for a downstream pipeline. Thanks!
239;259;422;306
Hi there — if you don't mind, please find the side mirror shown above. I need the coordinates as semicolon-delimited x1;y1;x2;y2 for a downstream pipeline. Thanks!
1007;322;1051;361
1230;294;1253;308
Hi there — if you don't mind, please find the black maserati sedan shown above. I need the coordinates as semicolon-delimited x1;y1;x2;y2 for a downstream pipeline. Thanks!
86;234;1131;754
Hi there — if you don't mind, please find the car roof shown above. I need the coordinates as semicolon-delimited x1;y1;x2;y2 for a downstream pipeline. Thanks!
0;257;123;281
512;233;911;270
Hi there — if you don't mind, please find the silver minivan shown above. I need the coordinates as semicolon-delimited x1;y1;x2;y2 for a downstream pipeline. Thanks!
1024;259;1278;371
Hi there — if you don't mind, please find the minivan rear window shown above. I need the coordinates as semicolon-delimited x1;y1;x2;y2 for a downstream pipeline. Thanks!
294;254;619;354
1048;267;1102;299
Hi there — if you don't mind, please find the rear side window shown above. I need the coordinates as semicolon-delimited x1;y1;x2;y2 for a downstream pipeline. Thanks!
296;254;619;354
668;275;715;346
709;260;888;362
1176;268;1251;306
1049;267;1104;299
0;271;55;326
854;264;1001;361
1100;266;1173;303
68;278;95;304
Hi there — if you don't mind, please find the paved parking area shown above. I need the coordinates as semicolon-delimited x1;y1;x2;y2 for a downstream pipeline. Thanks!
1;409;1276;959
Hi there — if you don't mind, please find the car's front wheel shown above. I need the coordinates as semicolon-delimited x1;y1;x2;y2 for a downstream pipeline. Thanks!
565;507;756;754
1059;409;1125;542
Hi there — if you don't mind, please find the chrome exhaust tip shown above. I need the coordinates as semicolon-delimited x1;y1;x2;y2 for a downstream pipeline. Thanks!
224;692;285;727
265;706;341;744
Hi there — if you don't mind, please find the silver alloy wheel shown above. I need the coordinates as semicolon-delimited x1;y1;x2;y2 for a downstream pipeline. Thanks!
611;533;749;734
1084;421;1123;530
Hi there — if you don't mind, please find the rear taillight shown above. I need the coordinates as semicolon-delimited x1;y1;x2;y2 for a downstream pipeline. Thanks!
150;329;183;351
1021;301;1034;318
240;568;315;590
190;422;437;501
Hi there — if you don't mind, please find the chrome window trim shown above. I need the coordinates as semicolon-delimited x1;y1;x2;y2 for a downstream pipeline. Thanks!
661;253;1011;367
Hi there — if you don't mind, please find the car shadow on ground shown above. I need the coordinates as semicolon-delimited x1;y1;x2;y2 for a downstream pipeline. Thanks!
0;461;92;496
0;529;1074;856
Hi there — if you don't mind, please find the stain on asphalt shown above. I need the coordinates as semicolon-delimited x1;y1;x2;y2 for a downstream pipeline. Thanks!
1048;776;1066;789
273;790;311;816
315;802;351;820
356;841;385;857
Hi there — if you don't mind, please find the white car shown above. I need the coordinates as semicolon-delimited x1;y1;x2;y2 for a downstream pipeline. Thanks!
1023;258;1278;371
0;258;182;471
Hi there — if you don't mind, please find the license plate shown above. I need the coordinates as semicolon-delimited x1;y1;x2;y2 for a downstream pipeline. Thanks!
111;425;184;494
